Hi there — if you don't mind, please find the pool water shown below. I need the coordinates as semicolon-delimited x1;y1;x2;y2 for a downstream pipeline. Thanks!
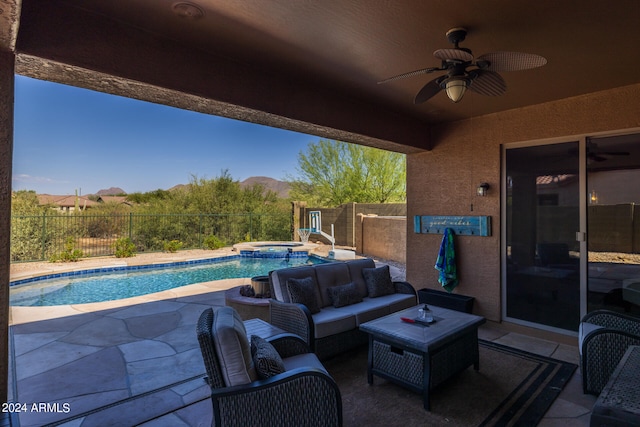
11;256;325;307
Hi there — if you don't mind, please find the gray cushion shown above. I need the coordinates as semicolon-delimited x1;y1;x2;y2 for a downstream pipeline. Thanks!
327;282;363;308
251;335;285;379
387;293;418;313
311;308;357;339
212;307;257;386
336;297;391;325
287;277;321;314
315;262;352;307
270;266;318;303
363;265;395;297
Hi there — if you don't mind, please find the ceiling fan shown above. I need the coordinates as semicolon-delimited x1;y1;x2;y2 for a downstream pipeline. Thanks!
569;142;631;162
378;27;547;104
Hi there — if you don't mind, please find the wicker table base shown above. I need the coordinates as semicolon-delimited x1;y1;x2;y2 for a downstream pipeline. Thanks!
360;305;485;411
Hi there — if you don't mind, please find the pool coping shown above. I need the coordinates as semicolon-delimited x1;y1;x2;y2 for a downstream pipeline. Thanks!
9;254;243;287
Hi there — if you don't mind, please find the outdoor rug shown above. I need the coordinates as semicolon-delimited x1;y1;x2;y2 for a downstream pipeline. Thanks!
324;339;577;427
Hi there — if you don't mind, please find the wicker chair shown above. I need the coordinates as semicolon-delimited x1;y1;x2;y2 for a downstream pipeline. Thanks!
580;309;640;395
196;307;343;427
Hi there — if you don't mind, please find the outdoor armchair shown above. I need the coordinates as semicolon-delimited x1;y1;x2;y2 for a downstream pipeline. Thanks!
196;306;342;427
579;309;640;394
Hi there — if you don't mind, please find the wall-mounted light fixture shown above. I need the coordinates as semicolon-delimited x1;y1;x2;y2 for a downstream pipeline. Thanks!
477;183;490;196
589;190;598;204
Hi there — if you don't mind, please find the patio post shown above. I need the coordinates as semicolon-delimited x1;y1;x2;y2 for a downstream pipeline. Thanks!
0;49;15;404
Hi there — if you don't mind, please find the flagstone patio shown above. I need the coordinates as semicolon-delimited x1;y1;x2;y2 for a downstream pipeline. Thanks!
8;252;596;426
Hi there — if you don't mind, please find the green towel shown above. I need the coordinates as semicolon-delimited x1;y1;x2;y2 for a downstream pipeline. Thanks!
435;227;458;293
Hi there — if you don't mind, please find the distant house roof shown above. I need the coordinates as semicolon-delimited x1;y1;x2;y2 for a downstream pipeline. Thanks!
536;174;576;186
37;194;99;209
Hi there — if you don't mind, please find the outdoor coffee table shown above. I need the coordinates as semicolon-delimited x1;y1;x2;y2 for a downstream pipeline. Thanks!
360;305;486;411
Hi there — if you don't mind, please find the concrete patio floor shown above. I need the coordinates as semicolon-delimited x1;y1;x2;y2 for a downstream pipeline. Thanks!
8;252;596;426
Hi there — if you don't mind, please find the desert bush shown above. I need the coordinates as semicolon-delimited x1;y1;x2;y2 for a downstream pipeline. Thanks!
163;239;183;253
113;237;136;258
50;237;84;262
203;235;225;250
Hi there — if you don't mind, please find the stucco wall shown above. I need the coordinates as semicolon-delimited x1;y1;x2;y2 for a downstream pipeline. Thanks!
0;50;14;403
406;83;640;323
293;202;406;247
356;215;406;264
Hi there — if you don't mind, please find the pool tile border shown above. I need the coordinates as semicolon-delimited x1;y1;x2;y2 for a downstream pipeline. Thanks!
238;250;309;258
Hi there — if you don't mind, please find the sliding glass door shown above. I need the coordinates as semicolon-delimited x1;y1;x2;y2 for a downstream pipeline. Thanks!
504;131;640;333
587;134;640;316
504;142;581;331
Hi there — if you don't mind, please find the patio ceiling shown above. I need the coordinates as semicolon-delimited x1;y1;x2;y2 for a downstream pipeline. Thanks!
2;0;640;152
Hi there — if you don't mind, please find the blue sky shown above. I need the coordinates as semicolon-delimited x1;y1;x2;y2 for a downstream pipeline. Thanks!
12;75;316;195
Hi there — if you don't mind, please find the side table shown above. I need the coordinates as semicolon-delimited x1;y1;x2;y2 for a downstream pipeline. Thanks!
591;345;640;426
244;318;285;340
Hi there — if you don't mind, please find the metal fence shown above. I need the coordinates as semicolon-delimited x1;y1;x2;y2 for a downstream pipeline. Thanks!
10;212;292;262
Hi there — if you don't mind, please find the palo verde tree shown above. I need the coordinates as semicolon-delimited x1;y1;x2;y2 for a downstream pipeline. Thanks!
288;139;406;206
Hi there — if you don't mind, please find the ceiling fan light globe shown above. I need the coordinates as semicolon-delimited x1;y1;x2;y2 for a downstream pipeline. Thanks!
445;79;467;103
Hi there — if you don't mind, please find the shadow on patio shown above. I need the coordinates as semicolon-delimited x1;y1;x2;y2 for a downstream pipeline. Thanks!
9;275;596;426
9;279;238;426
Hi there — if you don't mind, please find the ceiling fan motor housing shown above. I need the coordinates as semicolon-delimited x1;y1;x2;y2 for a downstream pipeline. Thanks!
446;27;468;46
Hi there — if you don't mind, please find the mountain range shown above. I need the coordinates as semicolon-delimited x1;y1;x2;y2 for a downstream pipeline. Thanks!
95;176;290;198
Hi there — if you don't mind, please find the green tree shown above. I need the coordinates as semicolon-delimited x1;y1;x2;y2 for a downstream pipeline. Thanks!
126;189;171;204
289;140;406;206
130;170;291;248
10;191;51;261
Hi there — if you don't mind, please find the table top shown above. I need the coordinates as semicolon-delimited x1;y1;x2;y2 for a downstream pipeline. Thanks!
359;305;486;353
595;345;640;414
244;318;285;340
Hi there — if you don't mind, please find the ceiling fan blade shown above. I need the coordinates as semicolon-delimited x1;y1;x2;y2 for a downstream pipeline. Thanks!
414;77;444;104
477;51;547;72
468;70;506;96
434;48;474;62
378;66;442;84
590;154;608;162
599;151;630;156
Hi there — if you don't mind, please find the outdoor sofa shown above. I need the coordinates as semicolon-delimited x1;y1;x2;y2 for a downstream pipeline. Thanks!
579;309;640;394
268;258;417;360
196;306;342;427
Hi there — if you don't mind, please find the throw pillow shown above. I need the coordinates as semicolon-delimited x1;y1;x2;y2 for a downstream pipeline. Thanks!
327;282;363;308
251;335;285;379
363;265;395;298
286;277;321;314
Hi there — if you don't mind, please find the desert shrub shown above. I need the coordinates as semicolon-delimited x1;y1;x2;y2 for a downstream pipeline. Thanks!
203;235;225;250
163;239;183;253
50;237;84;262
114;237;136;258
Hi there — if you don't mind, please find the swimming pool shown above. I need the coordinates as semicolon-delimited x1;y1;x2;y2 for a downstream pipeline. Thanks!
10;255;326;307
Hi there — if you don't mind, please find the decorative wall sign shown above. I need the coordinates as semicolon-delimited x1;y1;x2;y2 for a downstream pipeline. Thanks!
414;215;491;236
